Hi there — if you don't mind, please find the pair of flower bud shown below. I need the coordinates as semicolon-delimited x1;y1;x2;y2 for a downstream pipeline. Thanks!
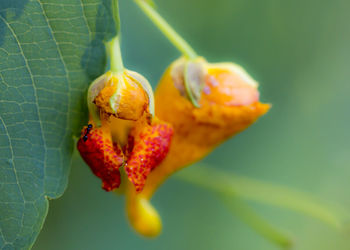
77;54;269;236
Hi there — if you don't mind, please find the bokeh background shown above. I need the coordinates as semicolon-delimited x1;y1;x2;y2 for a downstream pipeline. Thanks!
34;0;350;249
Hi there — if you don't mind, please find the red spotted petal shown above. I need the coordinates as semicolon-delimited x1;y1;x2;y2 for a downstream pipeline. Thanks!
125;120;173;192
77;125;124;191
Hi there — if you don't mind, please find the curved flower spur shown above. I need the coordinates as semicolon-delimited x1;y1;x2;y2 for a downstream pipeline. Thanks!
77;23;174;195
125;0;270;236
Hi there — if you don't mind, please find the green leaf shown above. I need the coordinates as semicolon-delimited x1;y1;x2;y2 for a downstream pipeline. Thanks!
0;0;117;249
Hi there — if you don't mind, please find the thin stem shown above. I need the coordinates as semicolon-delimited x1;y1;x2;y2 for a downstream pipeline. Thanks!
219;194;292;249
134;0;198;60
112;0;121;32
106;0;123;73
106;36;124;74
175;165;349;230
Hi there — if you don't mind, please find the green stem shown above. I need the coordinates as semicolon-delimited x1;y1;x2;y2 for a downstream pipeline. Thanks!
112;0;121;32
106;0;123;73
134;0;198;59
219;194;292;249
175;165;349;230
106;36;124;74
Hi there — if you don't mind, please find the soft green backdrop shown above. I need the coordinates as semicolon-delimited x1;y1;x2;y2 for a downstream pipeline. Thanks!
34;0;350;249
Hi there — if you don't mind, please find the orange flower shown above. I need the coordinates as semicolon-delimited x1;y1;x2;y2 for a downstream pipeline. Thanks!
149;58;270;190
125;57;270;236
77;70;173;193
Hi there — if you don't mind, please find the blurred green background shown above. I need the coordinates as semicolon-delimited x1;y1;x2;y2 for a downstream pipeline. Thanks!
34;0;350;249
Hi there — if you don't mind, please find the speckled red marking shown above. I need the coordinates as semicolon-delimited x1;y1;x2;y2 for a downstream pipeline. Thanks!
77;126;124;191
125;120;174;192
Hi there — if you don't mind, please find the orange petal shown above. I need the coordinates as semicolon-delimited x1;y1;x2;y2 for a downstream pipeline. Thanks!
77;124;125;191
125;118;173;192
